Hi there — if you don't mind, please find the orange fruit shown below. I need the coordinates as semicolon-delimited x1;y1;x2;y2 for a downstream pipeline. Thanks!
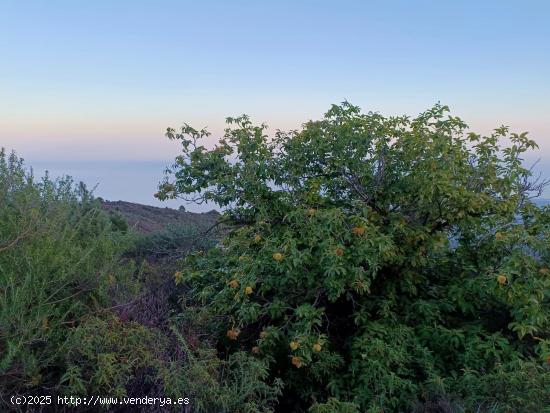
313;343;322;352
291;356;303;368
226;328;240;340
228;279;239;289
252;346;260;354
174;271;184;284
290;341;300;351
245;286;253;295
335;247;344;257
497;275;507;285
352;226;365;236
273;252;284;261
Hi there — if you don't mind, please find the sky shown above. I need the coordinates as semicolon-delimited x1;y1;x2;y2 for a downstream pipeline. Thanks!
1;0;550;210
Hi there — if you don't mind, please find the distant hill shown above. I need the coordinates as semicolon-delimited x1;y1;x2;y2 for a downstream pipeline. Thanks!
99;198;550;235
100;200;220;233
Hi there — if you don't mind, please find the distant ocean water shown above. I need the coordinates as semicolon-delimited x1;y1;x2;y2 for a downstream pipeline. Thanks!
29;160;218;213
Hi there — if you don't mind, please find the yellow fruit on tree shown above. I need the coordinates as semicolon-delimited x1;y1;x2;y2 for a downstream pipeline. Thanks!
245;286;253;295
313;343;322;352
335;247;344;257
273;252;284;261
497;275;507;285
229;279;239;289
252;346;260;354
226;328;240;340
291;356;303;368
253;234;262;243
539;268;549;275
307;208;316;216
290;341;300;351
260;331;268;339
352;226;365;236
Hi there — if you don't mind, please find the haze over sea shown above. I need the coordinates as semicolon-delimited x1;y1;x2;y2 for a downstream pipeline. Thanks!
29;160;191;210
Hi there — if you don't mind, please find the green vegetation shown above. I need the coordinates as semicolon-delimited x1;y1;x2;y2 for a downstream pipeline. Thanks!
0;149;280;412
0;149;134;395
158;103;550;412
3;103;550;412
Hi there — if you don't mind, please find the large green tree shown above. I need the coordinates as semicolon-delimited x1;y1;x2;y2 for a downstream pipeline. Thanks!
159;103;550;412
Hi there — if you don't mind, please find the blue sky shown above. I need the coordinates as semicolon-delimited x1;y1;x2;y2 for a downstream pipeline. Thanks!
1;0;550;209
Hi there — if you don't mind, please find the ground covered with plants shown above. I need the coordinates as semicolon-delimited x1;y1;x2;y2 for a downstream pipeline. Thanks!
2;102;550;412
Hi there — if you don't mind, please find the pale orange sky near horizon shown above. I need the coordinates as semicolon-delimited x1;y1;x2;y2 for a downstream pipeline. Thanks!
3;102;550;163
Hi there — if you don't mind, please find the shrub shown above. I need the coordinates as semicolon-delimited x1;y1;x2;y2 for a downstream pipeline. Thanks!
0;149;134;396
0;149;281;412
159;103;550;412
62;314;166;398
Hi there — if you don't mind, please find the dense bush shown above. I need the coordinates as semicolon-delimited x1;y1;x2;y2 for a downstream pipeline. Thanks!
0;149;134;396
160;103;550;412
0;149;279;412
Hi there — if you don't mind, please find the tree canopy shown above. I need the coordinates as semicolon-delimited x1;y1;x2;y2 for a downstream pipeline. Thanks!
159;103;550;412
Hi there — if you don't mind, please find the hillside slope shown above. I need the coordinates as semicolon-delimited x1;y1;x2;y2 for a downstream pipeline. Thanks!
100;200;220;233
